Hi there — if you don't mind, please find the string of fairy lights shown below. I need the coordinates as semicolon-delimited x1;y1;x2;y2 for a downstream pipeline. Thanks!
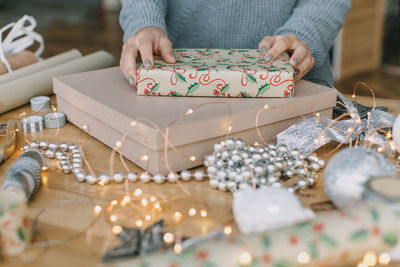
0;81;398;266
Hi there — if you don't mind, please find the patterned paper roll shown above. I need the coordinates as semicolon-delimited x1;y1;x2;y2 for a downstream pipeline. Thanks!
0;50;116;114
0;191;32;256
129;204;399;267
0;50;38;75
0;49;81;84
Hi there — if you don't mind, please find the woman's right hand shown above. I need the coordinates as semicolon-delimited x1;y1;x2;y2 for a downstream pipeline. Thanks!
120;26;176;86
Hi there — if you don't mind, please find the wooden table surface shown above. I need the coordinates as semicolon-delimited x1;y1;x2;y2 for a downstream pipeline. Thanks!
0;94;399;267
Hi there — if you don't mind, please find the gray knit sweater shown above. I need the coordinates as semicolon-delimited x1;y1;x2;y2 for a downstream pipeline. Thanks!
120;0;351;86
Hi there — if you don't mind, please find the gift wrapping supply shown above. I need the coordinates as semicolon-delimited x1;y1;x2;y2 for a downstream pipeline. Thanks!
0;190;32;256
30;96;50;111
21;115;44;133
130;203;399;267
43;112;66;128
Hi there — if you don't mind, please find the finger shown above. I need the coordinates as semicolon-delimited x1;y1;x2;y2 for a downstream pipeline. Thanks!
258;36;276;56
265;35;295;63
138;39;154;69
295;55;314;81
159;37;176;64
120;44;138;86
290;42;308;68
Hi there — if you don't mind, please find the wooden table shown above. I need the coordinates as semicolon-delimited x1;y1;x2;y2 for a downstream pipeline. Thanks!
0;95;399;267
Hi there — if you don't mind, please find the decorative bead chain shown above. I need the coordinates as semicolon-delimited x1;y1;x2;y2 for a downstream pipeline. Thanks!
23;140;207;185
204;138;325;193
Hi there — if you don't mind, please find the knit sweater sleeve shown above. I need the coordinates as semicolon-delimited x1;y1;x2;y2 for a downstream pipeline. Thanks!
119;0;168;43
274;0;351;68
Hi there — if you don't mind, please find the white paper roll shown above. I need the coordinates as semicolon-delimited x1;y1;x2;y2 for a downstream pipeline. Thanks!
0;51;116;114
0;49;82;84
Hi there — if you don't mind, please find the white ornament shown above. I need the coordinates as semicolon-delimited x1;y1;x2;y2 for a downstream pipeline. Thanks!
393;114;400;153
140;172;151;183
167;172;178;183
85;174;97;185
113;172;124;183
153;174;165;184
233;187;315;234
127;172;138;182
180;170;192;181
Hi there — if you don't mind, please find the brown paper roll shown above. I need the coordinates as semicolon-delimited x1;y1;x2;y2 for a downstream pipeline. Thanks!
0;51;38;75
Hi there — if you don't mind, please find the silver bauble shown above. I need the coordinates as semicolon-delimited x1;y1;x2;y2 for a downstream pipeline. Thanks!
324;147;397;209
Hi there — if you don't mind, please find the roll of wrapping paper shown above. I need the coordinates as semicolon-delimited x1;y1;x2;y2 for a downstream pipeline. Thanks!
0;50;38;75
0;49;82;84
129;204;399;267
0;50;116;114
0;190;32;256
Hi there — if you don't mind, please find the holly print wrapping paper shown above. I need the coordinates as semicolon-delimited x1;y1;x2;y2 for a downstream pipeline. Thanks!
136;49;295;98
127;204;398;267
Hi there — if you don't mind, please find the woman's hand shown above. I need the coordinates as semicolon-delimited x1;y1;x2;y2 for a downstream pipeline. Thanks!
258;34;315;81
120;26;176;86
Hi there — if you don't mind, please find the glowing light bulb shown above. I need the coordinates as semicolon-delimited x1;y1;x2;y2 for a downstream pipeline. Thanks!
134;188;142;196
163;233;175;243
297;252;310;264
130;120;137;126
115;141;122;147
141;198;148;207
316;112;320;117
190;156;196;162
140;155;149;161
200;210;207;217
363;251;377;266
111;200;118;206
145;214;152;221
263;104;269;109
174;243;182;254
110;215;117;222
239;252;252;265
42;166;48;171
136;219;143;227
174;211;183;222
377;146;385;153
83;124;88;130
112;225;122;235
224;226;232;236
379;253;391;265
228;126;232;132
150;196;157;202
185;109;194;116
387;132;392;138
154;202;161;210
188;208;197;216
352;94;356;98
93;205;102;215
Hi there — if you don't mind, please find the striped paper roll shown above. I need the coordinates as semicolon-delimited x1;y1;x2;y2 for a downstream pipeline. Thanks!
21;115;44;133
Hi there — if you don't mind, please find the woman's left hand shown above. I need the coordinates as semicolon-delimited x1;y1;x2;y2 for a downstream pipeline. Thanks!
258;34;315;81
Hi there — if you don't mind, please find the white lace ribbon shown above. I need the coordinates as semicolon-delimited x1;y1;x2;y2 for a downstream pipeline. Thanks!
0;15;44;73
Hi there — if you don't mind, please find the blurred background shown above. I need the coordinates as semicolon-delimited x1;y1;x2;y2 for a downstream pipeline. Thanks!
0;0;399;99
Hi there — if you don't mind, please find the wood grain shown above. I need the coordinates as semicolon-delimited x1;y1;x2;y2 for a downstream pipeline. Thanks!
0;95;399;267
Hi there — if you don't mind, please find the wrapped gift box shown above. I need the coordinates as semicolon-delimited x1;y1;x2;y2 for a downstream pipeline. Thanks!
54;67;336;174
137;49;294;98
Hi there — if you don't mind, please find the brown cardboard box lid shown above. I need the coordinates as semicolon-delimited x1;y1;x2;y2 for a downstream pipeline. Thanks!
53;67;337;151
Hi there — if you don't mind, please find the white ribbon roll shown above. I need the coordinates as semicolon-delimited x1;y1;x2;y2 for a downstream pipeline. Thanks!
0;15;44;73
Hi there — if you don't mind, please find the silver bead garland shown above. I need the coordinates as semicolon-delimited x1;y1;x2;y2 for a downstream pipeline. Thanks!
23;141;208;185
204;138;325;193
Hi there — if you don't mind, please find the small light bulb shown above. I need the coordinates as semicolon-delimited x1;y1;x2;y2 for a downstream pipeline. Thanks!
227;126;232;132
378;146;385;153
363;251;377;266
83;124;88;130
163;233;175;243
174;243;182;254
115;141;122;147
150;196;157;202
110;215;117;222
263;104;269;109
190;156;196;162
154;202;161;210
112;225;122;235
141;198;148;207
140;155;149;161
174;211;183;222
123;195;131;202
297;252;310;264
111;200;118;206
386;132;392;138
316;112;320;117
224;226;232;236
200;210;207;217
145;214;152;221
136;219;143;227
239;252;252;265
130;120;137;126
188;208;197;216
185;109;194;116
134;188;142;196
94;205;102;215
42;166;48;171
379;253;391;265
352;94;356;98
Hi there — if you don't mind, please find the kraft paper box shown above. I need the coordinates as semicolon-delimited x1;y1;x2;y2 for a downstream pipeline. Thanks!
54;67;336;174
136;49;294;98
